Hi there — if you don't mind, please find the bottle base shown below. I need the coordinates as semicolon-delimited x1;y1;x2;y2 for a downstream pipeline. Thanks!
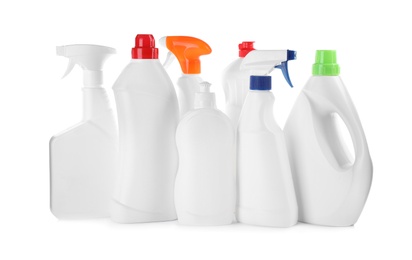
177;212;234;226
299;216;356;227
110;199;177;224
236;206;297;228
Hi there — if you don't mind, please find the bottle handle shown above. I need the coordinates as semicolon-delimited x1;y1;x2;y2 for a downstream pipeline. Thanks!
304;84;371;173
329;90;369;171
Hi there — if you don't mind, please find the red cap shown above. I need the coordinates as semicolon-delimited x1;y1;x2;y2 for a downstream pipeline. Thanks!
238;41;255;58
131;34;158;59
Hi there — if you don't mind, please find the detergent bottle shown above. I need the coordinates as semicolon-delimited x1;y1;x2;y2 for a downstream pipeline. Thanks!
236;50;298;227
50;44;117;219
160;36;211;117
111;34;179;223
222;41;254;125
175;81;236;226
284;50;373;226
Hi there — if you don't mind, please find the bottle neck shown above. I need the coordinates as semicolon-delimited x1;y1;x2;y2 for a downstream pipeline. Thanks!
194;92;216;109
82;87;111;121
83;70;104;87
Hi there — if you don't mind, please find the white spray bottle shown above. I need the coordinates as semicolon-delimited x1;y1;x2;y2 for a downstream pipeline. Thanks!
111;34;179;223
284;50;373;226
175;82;236;226
160;36;212;117
236;50;298;227
222;43;295;125
50;44;117;219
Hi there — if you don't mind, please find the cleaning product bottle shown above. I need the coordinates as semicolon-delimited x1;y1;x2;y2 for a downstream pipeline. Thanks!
175;81;236;226
222;41;255;125
222;43;295;125
160;36;211;117
283;50;373;226
236;50;298;228
50;44;117;219
111;34;179;223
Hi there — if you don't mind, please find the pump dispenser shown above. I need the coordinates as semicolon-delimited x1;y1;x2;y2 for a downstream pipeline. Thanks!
50;44;117;219
284;50;373;226
111;34;179;223
175;82;236;225
160;36;212;117
222;43;296;125
236;75;298;227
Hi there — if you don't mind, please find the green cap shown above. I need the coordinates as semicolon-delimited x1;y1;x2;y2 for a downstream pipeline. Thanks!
312;50;340;76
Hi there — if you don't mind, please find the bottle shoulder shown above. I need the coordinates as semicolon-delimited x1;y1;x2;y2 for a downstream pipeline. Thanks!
238;91;281;133
112;60;173;90
178;109;233;129
222;58;244;77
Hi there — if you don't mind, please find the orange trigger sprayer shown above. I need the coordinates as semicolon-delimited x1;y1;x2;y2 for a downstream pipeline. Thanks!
159;36;212;116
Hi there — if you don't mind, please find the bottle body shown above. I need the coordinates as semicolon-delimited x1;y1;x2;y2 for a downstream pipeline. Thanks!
237;91;298;227
111;59;179;223
50;87;117;219
175;108;236;225
177;74;203;117
284;76;373;226
222;58;251;125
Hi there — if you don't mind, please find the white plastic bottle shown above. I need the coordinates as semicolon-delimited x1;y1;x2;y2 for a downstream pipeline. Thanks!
175;82;236;226
160;36;211;117
50;44;117;219
111;34;179;223
222;41;255;125
284;50;373;226
237;75;298;227
222;43;295;125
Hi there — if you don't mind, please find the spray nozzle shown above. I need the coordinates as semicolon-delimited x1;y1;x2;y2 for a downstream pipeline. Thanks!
159;36;211;74
240;49;296;88
274;50;296;88
56;44;116;87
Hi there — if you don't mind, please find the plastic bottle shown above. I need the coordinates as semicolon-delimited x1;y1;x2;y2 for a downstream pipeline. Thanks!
175;82;236;226
160;36;212;117
50;44;117;219
222;43;295;125
284;50;373;226
111;34;179;223
237;75;298;227
222;41;255;125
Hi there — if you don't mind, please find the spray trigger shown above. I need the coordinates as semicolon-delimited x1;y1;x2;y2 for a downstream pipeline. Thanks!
162;52;175;69
61;59;76;79
274;50;296;88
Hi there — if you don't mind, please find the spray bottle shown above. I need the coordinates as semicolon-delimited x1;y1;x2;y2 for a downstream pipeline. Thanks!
160;36;211;117
236;50;298;227
50;44;117;219
222;43;295;125
284;50;373;226
175;82;236;226
111;34;179;223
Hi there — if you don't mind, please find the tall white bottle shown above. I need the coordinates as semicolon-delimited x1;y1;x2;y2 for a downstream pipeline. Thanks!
284;50;373;226
50;44;117;219
160;36;211;117
237;76;298;227
175;82;236;226
222;41;255;125
222;43;295;126
111;34;179;223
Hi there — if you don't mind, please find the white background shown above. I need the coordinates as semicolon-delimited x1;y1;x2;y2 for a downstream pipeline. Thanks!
0;0;411;259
